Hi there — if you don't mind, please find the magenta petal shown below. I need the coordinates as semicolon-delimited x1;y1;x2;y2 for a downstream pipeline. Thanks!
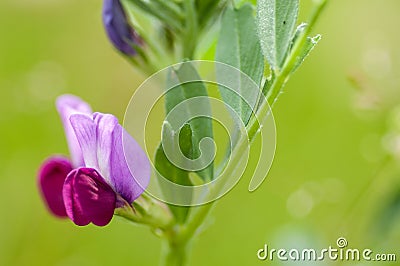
38;157;72;217
56;95;92;167
63;168;116;226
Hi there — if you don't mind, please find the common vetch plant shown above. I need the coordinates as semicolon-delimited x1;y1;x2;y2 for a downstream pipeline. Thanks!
38;0;328;265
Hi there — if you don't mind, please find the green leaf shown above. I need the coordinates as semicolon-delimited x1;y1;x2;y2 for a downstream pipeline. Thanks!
216;4;264;86
196;0;223;29
290;24;321;73
216;4;264;125
154;63;215;222
257;0;299;69
155;123;193;223
125;0;183;32
164;62;214;182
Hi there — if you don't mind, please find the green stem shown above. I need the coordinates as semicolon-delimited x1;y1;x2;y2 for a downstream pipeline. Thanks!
181;138;250;241
179;203;213;243
153;0;184;20
182;0;198;59
180;0;329;250
126;0;183;32
161;235;190;266
266;0;327;107
248;0;328;140
114;194;174;231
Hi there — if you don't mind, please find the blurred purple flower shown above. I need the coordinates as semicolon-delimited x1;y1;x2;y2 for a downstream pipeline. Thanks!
38;95;150;226
102;0;141;55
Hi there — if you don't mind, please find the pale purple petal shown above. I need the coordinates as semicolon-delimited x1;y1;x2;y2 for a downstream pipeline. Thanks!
63;168;116;226
38;156;72;217
110;124;150;203
92;113;119;182
69;114;99;169
70;111;150;203
56;95;92;167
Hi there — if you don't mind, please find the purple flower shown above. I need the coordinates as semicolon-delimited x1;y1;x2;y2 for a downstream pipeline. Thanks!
38;95;150;226
102;0;141;56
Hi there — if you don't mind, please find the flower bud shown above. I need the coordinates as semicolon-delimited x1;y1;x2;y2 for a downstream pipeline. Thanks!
102;0;141;55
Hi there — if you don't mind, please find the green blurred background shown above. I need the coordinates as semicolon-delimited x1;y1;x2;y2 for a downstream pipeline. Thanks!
1;0;399;265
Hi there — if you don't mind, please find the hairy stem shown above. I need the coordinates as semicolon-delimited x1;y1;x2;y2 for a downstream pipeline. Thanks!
180;0;328;252
248;0;328;140
115;194;174;230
